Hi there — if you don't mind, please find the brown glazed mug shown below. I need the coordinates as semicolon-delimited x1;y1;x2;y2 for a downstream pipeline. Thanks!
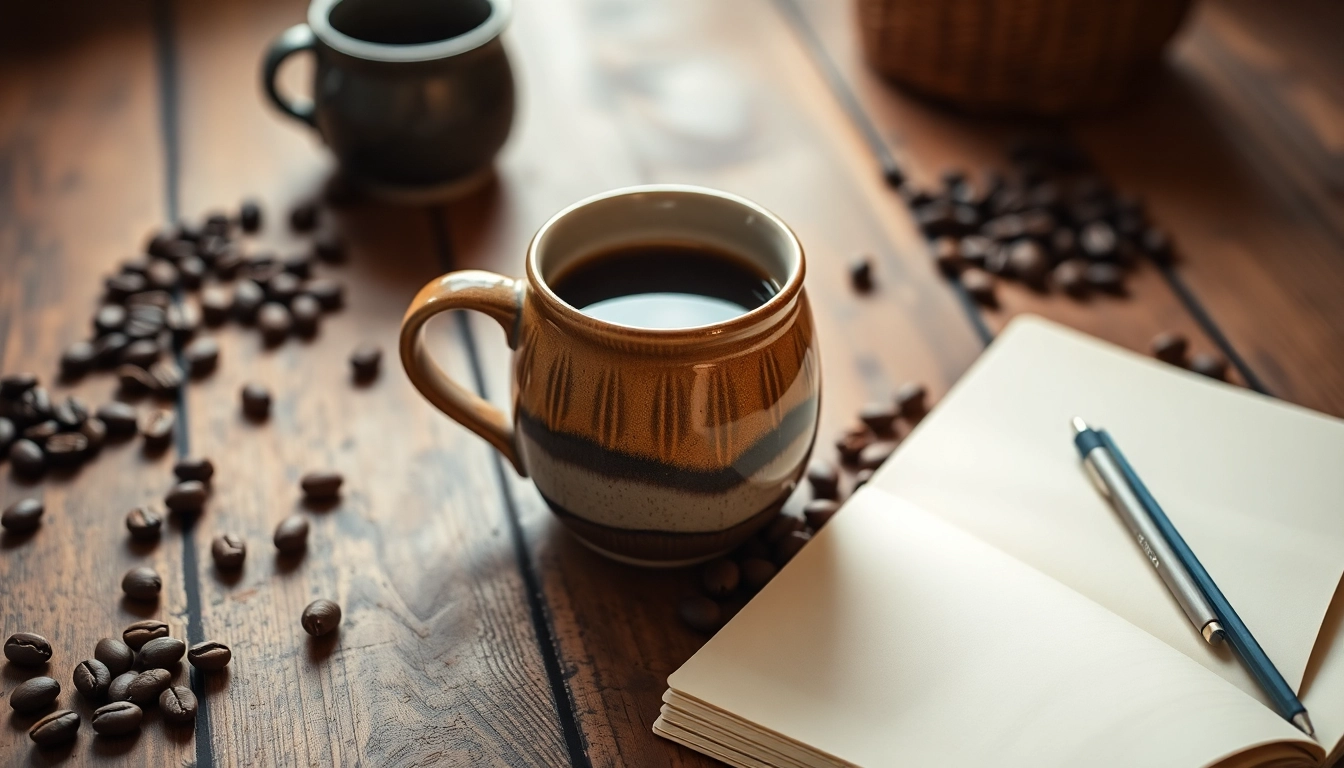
400;186;820;566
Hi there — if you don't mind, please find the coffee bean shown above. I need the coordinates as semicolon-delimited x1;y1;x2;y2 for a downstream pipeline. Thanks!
92;700;143;735
773;529;812;566
1151;332;1188;366
835;425;872;465
805;460;839;500
213;247;245;280
60;341;97;379
95;638;135;677
9;438;46;476
0;416;14;454
895;381;928;419
97;402;138;436
122;620;169;650
187;641;232;672
165;480;207;513
52;396;89;429
1080;221;1119;260
167;459;212;487
246;253;282;283
303;278;345;310
182;336;219;378
700;559;740;598
200;287;232;326
302;599;342;636
1052;259;1089;297
258;302;292;345
126;291;172;313
44;432;89;467
74;659;112;701
2;498;43;532
931;237;963;276
274;515;310;554
121;566;162;602
849;255;873;292
233;279;265;323
300;470;343;501
1083;262;1125;293
289;201;319;231
1140;227;1172;263
763;513;804;544
1006;240;1049;289
803;499;839;530
118;364;156;397
737;536;769;561
1190;352;1228;381
80;417;107;455
291;294;321;336
350;344;382;381
960;267;996;306
107;672;137;702
178;256;207;290
10;676;60;712
120;338;161;368
203;211;232;237
168;303;201;341
145;259;180;291
314;234;345;264
120;508;161;546
148;360;185;396
235;200;261;233
8;384;53;423
24;419;60;443
854;468;875;489
29;709;80;746
127;668;172;707
266;272;302;305
241;383;271;420
279;253;313;281
678;596;722;633
105;272;148;302
159;685;198;725
140;409;176;452
92;332;131;368
135;637;185;670
740;558;777;592
0;373;37;399
4;632;53;666
858;402;898;436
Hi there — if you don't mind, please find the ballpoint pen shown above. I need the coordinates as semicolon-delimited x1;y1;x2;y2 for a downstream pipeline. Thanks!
1073;417;1315;739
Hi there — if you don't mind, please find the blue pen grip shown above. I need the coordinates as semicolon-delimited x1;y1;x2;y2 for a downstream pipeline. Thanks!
1097;430;1304;721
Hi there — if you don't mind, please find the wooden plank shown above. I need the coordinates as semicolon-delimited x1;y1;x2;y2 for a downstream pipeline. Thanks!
448;0;984;763
170;0;567;764
0;3;197;765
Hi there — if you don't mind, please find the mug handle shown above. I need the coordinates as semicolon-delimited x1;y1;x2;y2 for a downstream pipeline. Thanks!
400;271;526;476
262;24;318;127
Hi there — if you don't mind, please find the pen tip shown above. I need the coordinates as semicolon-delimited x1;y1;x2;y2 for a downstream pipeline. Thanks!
1293;712;1315;738
1071;417;1089;434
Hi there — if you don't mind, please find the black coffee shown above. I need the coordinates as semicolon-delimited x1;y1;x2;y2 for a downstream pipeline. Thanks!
330;0;492;46
551;244;778;330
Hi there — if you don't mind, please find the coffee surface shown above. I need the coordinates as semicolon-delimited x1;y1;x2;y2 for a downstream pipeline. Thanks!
551;244;778;330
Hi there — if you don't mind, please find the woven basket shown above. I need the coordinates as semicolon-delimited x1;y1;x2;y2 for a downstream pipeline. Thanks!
857;0;1194;115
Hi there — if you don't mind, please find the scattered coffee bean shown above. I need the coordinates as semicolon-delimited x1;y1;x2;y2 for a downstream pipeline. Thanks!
10;438;46;476
304;278;344;310
1052;259;1089;297
44;432;89;467
203;211;232;237
167;303;201;343
247;253;282;283
146;259;180;291
125;507;163;543
74;659;112;701
700;559;740;598
854;468;875;489
178;256;207;290
140;409;176;452
773;529;812;566
54;397;90;428
23;419;60;443
1006;240;1049;289
29;709;80;746
266;272;302;305
0;372;38;398
678;596;722;633
159;685;198;725
125;669;171;706
857;441;896;470
301;599;342;636
239;199;263;232
740;558;777;592
200;286;232;325
300;470;343;501
9;676;60;712
60;341;97;379
213;247;245;279
122;620;169;650
314;234;345;264
0;416;14;454
118;362;159;396
291;294;321;336
1140;227;1172;263
738;537;769;561
1151;332;1189;366
4;631;53;666
210;534;246;570
805;460;839;500
95;305;128;337
835;425;873;465
120;338;161;368
289;201;319;231
121;566;162;602
124;304;167;339
350;344;382;381
148;360;184;396
174;457;214;483
1190;352;1228;381
105;272;148;302
107;672;137;702
281;252;313;280
93;333;131;367
233;279;265;323
187;641;232;672
165;480;207;514
241;383;271;420
849;255;873;292
80;417;107;454
1083;263;1125;293
258;302;293;345
92;700;143;736
2;498;43;532
97;402;139;436
894;381;928;420
764;513;804;544
95;638;135;677
959;268;996;306
182;336;220;378
858;402;898;436
274;515;309;554
1080;221;1119;260
135;637;185;670
931;236;963;276
803;499;839;530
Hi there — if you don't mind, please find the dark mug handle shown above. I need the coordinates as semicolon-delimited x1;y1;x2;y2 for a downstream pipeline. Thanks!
262;23;317;127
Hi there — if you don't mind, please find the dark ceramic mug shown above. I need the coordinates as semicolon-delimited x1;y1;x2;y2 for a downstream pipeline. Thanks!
262;0;514;202
400;186;822;566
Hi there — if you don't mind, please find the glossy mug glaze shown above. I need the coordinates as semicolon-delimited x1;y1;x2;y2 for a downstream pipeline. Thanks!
400;186;821;566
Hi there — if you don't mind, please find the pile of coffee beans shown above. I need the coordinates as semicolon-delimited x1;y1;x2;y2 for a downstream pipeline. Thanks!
678;383;933;634
1148;331;1229;381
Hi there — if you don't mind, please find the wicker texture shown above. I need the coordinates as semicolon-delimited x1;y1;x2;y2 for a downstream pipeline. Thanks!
857;0;1193;114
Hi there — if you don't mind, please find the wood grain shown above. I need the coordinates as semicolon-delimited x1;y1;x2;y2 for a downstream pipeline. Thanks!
0;3;196;765
169;0;569;764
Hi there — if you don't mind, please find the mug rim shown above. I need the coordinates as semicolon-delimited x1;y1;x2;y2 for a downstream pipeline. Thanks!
308;0;511;63
525;184;806;344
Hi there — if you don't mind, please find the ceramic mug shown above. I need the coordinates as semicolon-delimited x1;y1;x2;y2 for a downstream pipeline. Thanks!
400;186;821;566
262;0;514;202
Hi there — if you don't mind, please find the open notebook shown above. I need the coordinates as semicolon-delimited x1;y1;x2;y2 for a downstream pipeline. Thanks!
655;316;1344;768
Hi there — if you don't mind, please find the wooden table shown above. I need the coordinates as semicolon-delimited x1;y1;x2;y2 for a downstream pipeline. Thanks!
3;0;1341;764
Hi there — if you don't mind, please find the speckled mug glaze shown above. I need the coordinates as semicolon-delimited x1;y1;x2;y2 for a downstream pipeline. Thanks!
400;186;820;566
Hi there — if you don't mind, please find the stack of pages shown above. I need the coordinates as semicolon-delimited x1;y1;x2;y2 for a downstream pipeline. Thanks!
655;316;1344;768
